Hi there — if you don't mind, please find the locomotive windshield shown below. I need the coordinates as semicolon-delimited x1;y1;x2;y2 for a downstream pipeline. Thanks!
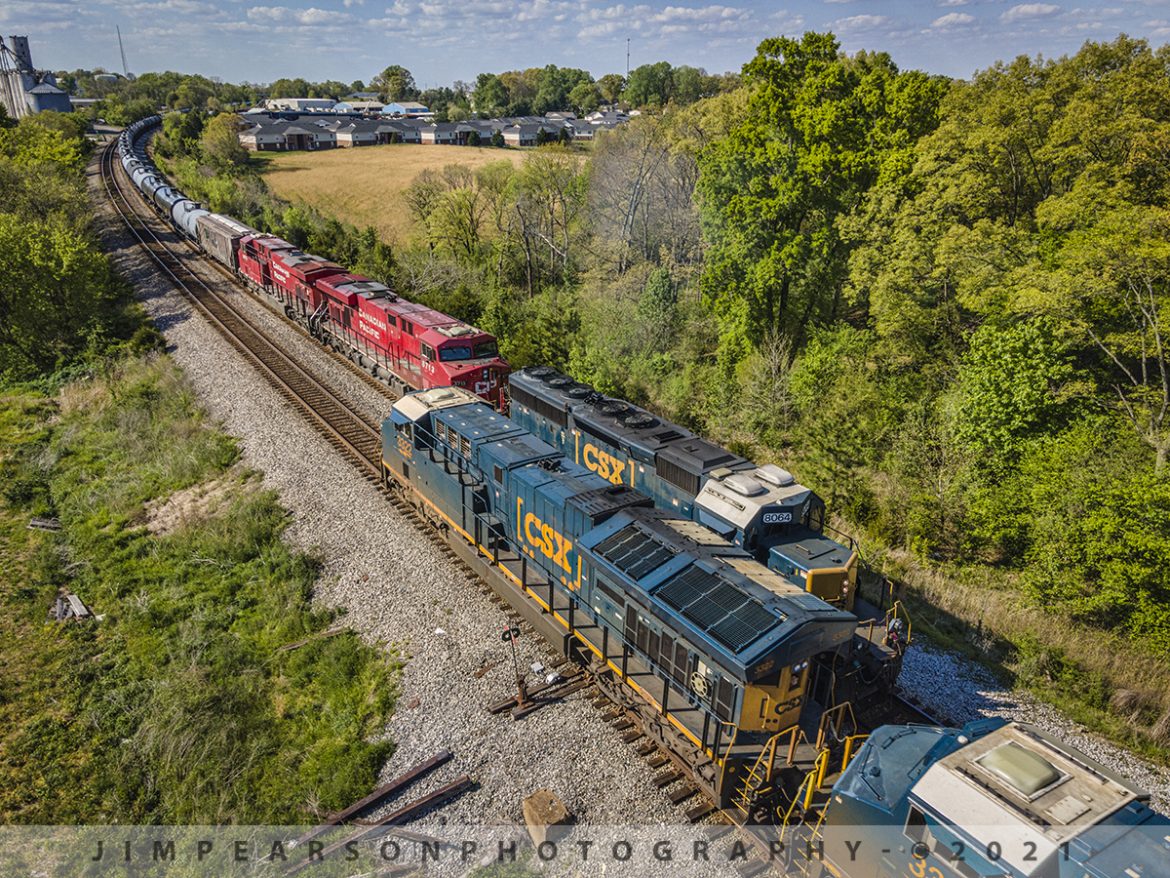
439;344;473;362
473;340;498;358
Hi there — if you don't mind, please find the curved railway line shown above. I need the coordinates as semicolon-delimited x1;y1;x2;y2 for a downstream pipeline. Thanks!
99;134;940;874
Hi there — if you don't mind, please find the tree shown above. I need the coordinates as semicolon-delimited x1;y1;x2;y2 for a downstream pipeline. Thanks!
467;130;482;147
473;73;508;117
268;77;311;99
597;73;625;105
157;109;205;158
532;65;592;115
373;65;417;102
0;214;118;378
568;81;600;114
490;130;505;148
587;115;701;272
951;318;1078;467
697;32;946;365
623;62;674;107
200;113;248;171
671;66;706;104
1030;203;1170;472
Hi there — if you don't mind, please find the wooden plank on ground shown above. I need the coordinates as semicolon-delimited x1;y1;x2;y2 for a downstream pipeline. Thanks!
287;776;474;876
278;626;346;652
292;750;452;848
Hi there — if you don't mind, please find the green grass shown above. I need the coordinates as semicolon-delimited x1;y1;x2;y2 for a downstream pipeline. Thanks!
0;355;400;824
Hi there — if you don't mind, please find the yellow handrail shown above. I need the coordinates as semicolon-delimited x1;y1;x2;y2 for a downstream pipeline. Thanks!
841;733;868;771
732;723;804;815
816;701;858;749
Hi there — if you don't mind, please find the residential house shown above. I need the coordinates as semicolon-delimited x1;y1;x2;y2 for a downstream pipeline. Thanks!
502;122;564;147
335;121;380;147
420;122;459;144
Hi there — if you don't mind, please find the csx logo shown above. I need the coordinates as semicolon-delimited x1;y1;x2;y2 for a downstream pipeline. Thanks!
582;443;629;486
523;513;573;573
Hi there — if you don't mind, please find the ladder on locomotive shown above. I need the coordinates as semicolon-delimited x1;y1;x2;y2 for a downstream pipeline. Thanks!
733;703;868;827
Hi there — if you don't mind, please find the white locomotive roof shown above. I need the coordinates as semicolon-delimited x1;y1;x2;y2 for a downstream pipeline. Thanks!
695;465;812;531
393;387;481;421
910;722;1143;876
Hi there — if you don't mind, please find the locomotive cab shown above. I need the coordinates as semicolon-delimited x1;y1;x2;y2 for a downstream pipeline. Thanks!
696;466;860;610
824;720;1170;878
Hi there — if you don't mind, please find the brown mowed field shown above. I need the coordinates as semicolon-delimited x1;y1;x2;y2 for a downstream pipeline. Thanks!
260;144;527;243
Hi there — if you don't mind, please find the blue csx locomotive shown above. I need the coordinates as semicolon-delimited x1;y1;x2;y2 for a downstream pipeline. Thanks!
821;718;1170;878
382;386;861;805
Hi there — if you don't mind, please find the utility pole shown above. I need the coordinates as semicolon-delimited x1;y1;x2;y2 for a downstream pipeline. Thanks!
626;37;630;79
117;25;130;79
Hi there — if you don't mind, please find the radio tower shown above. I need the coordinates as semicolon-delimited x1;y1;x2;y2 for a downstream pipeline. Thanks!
116;25;130;79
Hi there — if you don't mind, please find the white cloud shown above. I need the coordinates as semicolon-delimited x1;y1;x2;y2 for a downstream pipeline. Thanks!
932;11;975;27
577;2;752;41
296;6;333;23
938;0;968;6
343;0;364;7
834;13;890;30
1001;3;1061;22
246;4;288;20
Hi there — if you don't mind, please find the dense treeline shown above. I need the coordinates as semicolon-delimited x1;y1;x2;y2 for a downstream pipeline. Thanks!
59;59;738;129
580;34;1170;658
0;111;150;380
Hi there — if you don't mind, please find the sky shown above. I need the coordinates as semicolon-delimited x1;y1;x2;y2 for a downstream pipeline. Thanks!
5;0;1170;88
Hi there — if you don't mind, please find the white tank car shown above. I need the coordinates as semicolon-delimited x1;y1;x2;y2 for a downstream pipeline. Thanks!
172;200;209;240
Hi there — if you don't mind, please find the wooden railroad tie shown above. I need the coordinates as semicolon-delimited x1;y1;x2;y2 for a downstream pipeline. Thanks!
686;801;716;822
735;860;770;878
653;769;683;788
668;785;699;805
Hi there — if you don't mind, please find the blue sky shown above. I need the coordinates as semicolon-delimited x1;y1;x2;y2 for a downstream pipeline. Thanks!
5;0;1170;87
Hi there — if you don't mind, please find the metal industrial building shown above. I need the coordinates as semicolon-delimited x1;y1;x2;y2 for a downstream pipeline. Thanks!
0;35;72;119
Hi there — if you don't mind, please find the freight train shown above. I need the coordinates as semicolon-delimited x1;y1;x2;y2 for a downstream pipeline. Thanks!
117;116;510;408
115;120;1170;875
118;116;857;613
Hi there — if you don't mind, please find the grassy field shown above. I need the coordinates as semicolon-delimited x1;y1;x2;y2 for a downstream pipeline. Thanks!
261;144;528;243
0;356;399;823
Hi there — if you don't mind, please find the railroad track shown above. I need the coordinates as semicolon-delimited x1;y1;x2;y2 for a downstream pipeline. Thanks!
103;132;940;875
100;140;383;478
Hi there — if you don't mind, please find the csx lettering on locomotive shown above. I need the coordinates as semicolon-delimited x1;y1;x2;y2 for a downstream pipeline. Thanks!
523;512;573;573
581;443;631;486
